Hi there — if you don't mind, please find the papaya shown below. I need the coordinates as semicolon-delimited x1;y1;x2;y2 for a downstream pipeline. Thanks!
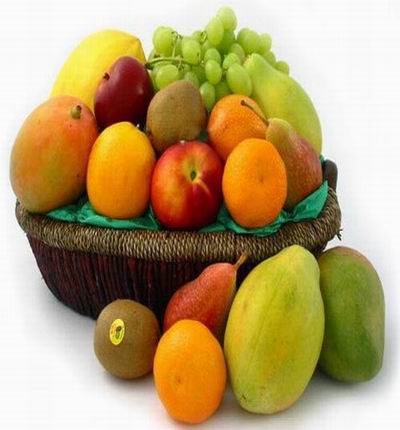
224;245;324;414
51;30;146;111
318;246;385;382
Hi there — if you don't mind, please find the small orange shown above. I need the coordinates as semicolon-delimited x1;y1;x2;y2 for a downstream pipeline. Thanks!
153;320;226;424
222;138;287;228
207;94;267;160
87;122;155;219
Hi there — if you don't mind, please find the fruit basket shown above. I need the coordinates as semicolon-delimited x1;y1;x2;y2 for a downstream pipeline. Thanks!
9;6;388;422
15;179;340;321
10;3;345;324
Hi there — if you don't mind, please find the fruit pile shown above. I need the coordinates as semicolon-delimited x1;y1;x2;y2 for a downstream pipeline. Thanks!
10;7;323;232
94;245;384;424
9;6;385;425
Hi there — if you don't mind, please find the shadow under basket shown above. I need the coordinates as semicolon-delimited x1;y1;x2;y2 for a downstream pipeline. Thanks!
15;187;341;322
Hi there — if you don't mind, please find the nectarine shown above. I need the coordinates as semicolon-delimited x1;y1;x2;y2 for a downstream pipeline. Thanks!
151;141;223;230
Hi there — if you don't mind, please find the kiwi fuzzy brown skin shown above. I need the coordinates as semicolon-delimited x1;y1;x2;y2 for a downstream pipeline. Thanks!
94;299;160;379
146;80;207;154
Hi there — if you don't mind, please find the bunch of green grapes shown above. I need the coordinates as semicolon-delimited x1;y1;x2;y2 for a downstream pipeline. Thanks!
147;6;290;112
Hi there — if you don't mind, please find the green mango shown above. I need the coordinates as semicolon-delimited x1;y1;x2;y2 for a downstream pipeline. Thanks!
318;247;385;382
244;53;322;154
224;245;324;414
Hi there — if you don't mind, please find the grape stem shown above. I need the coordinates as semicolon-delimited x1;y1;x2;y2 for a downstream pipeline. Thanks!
199;30;207;44
240;100;270;127
146;56;192;69
171;31;181;57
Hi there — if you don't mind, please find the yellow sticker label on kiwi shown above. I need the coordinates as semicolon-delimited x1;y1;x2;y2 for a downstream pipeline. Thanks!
109;319;125;346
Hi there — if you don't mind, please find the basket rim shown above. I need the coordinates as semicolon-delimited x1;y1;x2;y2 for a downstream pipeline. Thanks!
15;187;341;263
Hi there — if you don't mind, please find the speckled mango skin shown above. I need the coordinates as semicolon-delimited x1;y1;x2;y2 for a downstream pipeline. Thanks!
224;245;324;414
10;96;98;213
318;246;385;383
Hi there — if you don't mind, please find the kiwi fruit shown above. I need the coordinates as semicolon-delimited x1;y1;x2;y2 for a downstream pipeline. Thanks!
146;80;207;153
94;299;160;379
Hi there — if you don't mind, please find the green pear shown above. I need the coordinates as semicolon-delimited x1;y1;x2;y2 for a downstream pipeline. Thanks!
265;118;323;210
244;53;322;154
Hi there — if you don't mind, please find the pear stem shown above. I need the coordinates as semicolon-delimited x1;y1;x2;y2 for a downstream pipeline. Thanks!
234;253;248;270
240;99;269;127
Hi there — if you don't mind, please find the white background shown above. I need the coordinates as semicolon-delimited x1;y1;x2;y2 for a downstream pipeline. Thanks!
1;0;399;428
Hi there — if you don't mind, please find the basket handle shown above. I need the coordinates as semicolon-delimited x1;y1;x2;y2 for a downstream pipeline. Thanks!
322;159;338;191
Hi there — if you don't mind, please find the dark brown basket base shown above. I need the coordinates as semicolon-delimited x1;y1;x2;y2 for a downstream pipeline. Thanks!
17;187;341;321
27;236;328;321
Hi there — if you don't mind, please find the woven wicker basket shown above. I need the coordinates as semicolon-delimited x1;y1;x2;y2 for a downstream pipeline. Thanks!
15;174;341;322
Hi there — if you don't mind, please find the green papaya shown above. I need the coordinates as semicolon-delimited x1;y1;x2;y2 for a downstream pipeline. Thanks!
224;245;324;414
318;246;385;382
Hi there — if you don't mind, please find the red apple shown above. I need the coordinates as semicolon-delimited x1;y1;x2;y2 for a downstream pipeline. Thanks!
151;141;224;230
94;56;153;129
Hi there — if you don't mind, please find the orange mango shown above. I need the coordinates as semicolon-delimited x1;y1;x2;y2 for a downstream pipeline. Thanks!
10;96;98;213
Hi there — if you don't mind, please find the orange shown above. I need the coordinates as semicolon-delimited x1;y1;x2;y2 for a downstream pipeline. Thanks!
222;138;287;228
153;320;226;424
207;94;268;160
87;122;155;219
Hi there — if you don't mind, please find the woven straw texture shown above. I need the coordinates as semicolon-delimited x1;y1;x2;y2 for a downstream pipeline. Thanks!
15;187;341;320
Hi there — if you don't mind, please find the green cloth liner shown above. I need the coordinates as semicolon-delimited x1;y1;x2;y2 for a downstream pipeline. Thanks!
47;181;328;238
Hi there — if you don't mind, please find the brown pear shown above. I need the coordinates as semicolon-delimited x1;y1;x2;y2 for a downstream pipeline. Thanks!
240;99;323;211
163;255;247;339
265;118;323;210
